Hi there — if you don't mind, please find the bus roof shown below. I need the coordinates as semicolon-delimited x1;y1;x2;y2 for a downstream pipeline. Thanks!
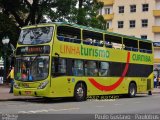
22;22;153;43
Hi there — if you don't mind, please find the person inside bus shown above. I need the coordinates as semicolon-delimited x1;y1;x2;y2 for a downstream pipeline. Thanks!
83;38;92;45
92;39;99;46
85;61;98;76
99;62;109;76
105;41;112;48
21;63;27;80
72;60;83;76
99;40;104;46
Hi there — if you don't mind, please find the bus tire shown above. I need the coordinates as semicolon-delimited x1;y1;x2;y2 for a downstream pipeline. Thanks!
74;82;87;102
128;82;137;98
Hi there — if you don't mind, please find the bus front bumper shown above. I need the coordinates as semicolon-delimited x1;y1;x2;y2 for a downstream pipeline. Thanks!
13;88;48;97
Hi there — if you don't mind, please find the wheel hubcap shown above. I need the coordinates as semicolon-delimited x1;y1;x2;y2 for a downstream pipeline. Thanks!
130;87;135;95
77;87;84;98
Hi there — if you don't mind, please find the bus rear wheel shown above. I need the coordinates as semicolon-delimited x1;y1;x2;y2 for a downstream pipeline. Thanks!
128;82;137;98
74;83;87;101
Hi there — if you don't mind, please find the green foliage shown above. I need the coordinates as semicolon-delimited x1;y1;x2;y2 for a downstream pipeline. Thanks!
0;13;19;47
0;0;106;45
47;0;106;30
68;0;106;30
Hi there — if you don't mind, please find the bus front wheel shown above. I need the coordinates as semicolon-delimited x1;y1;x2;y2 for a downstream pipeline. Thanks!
74;83;87;101
128;82;137;98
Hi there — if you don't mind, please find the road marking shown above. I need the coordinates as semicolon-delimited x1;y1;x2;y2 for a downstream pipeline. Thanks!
52;107;80;112
18;111;28;114
95;106;104;108
114;103;122;106
18;107;80;114
134;102;141;104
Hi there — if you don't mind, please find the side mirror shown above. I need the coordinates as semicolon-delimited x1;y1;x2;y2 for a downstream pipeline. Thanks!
55;52;59;57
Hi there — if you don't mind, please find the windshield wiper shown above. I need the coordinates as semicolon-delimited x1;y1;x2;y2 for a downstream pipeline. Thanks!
30;54;41;67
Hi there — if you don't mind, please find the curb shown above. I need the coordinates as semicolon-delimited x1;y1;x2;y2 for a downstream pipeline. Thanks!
0;96;37;101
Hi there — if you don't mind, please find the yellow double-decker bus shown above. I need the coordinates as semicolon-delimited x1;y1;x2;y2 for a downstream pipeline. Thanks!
14;22;154;101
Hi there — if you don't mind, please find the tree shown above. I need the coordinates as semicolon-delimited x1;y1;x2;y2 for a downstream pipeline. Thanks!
0;0;54;27
68;0;106;29
0;0;69;46
48;0;106;29
0;13;19;48
0;0;106;46
0;0;75;42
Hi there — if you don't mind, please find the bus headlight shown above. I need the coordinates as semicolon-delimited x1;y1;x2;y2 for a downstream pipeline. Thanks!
38;81;49;89
14;82;20;89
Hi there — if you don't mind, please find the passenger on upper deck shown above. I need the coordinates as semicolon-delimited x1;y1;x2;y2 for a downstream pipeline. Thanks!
105;41;112;48
83;38;92;45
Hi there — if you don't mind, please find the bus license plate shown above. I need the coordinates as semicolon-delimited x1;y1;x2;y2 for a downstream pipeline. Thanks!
25;91;31;95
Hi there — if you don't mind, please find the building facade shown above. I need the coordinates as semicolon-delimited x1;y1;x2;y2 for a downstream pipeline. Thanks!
100;0;160;73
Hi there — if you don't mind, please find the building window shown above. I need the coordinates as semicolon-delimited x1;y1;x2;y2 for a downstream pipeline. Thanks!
130;5;136;12
99;9;102;15
105;8;110;14
106;22;110;29
119;6;124;13
142;19;148;27
130;20;135;28
118;21;124;28
142;4;149;12
141;35;147;39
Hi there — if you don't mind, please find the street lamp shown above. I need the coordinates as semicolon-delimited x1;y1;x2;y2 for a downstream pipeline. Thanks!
2;36;10;83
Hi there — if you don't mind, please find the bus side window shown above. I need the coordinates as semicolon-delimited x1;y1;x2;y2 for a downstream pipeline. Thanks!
52;58;66;76
85;61;98;76
139;41;152;54
83;30;103;46
57;26;81;44
72;60;84;76
99;62;109;77
51;57;55;76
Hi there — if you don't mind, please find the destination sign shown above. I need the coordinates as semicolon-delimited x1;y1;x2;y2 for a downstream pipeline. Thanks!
16;45;50;55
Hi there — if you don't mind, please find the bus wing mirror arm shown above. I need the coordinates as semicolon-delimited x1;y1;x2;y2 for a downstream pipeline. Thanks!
55;52;60;57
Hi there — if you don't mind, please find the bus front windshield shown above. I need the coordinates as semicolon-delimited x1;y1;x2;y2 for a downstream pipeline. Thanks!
18;26;54;45
15;56;49;81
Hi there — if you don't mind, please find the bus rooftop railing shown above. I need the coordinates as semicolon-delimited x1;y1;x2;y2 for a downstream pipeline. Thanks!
57;36;64;41
57;36;152;54
83;41;91;45
64;37;70;42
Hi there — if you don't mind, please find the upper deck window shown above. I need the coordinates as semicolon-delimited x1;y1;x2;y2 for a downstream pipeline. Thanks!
18;26;54;45
57;26;81;43
83;30;103;46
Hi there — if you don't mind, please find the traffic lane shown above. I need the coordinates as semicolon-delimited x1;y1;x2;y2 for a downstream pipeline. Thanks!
0;94;160;114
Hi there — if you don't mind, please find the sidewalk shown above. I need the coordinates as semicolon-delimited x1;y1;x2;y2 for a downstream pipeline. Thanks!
0;84;36;101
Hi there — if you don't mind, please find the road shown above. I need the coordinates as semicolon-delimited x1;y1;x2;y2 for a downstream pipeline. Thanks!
0;94;160;120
